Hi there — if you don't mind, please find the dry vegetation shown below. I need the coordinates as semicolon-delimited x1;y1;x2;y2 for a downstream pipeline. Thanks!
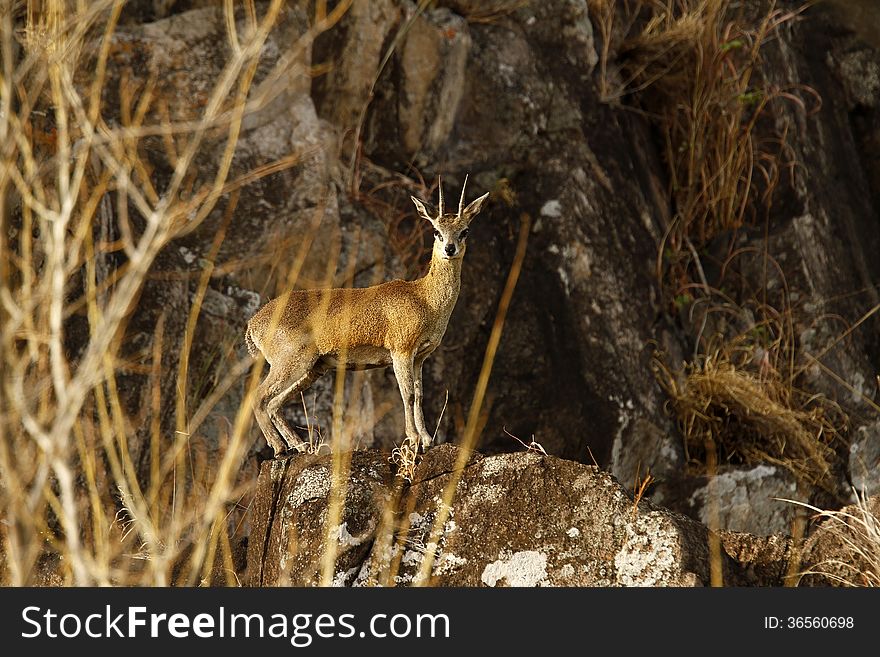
588;0;844;485
588;0;880;582
796;493;880;587
0;0;357;586
589;0;818;276
654;335;843;489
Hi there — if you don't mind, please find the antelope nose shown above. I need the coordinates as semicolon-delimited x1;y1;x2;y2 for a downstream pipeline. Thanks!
445;244;456;256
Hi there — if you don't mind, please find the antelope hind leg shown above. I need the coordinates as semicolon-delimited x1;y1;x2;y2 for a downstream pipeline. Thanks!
266;357;324;453
254;375;291;457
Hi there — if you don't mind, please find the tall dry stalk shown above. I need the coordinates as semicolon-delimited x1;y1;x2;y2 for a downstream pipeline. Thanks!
413;213;531;585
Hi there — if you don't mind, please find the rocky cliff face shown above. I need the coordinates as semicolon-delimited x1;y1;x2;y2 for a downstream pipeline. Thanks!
76;0;880;552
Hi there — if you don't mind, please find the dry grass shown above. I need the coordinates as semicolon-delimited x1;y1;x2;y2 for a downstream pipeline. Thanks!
655;331;843;489
786;492;880;587
298;392;330;455
653;299;843;585
503;427;548;456
390;439;420;483
0;0;353;586
589;0;818;287
630;466;655;519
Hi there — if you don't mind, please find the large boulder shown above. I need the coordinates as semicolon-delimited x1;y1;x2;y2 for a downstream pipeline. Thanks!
246;445;795;586
362;447;713;586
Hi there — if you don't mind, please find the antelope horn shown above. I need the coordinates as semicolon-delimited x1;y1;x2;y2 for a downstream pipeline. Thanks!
438;175;444;216
458;173;469;216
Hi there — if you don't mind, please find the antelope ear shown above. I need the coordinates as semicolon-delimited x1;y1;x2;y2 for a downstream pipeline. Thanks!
460;192;490;223
411;196;434;223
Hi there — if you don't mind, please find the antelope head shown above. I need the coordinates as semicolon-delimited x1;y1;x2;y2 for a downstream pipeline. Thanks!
411;175;490;260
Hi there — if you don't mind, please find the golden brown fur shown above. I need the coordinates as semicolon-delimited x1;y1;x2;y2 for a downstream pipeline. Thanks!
247;180;489;456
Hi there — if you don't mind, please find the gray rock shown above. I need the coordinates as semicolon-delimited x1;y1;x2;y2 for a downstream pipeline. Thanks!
687;465;803;536
849;421;880;498
383;448;711;586
312;0;402;132
397;7;471;162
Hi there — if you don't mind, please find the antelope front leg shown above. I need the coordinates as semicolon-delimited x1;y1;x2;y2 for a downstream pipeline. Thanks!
391;352;418;446
412;354;433;451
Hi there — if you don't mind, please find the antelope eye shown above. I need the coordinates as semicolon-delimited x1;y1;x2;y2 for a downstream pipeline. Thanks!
460;229;469;239
433;230;441;240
